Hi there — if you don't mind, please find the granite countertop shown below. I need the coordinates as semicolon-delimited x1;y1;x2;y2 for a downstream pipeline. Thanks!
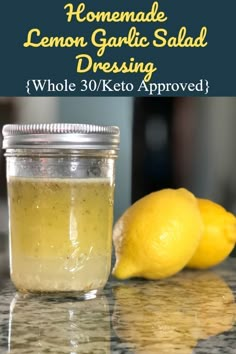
1;259;236;354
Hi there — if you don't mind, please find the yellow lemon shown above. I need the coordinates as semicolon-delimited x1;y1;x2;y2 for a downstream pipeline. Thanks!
187;198;236;269
112;188;203;280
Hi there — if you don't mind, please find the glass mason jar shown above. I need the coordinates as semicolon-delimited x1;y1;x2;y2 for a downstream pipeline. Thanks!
2;124;120;298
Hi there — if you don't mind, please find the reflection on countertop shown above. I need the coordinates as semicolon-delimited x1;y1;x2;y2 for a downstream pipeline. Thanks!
8;293;111;354
1;259;236;354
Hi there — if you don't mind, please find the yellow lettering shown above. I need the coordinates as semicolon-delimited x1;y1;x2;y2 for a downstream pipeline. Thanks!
153;27;208;48
91;28;107;56
75;54;93;73
64;3;86;22
41;37;51;47
75;55;157;82
195;27;208;47
64;1;167;23
153;29;167;47
24;28;87;48
177;27;187;45
23;28;41;47
145;2;167;22
143;63;157;82
91;27;149;57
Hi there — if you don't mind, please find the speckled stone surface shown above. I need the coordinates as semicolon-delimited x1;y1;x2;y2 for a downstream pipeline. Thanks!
1;259;236;353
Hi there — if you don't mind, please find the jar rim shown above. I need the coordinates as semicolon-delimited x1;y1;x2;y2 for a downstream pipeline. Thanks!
2;123;120;151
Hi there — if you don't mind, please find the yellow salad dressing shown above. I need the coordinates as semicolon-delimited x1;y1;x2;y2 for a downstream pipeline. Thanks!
8;177;114;293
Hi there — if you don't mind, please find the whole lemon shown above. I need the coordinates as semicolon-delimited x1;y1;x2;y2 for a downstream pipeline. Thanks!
187;199;236;269
112;188;203;280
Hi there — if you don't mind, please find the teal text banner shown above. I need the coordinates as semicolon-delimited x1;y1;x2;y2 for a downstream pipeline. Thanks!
0;0;234;96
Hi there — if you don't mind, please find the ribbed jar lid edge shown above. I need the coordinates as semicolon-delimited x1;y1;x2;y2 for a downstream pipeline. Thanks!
2;124;120;150
2;123;120;136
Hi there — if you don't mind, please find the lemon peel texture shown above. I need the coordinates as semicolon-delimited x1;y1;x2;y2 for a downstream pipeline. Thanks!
112;188;203;280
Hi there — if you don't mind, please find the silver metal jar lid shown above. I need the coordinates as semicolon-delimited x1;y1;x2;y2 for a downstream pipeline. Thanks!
2;124;120;150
